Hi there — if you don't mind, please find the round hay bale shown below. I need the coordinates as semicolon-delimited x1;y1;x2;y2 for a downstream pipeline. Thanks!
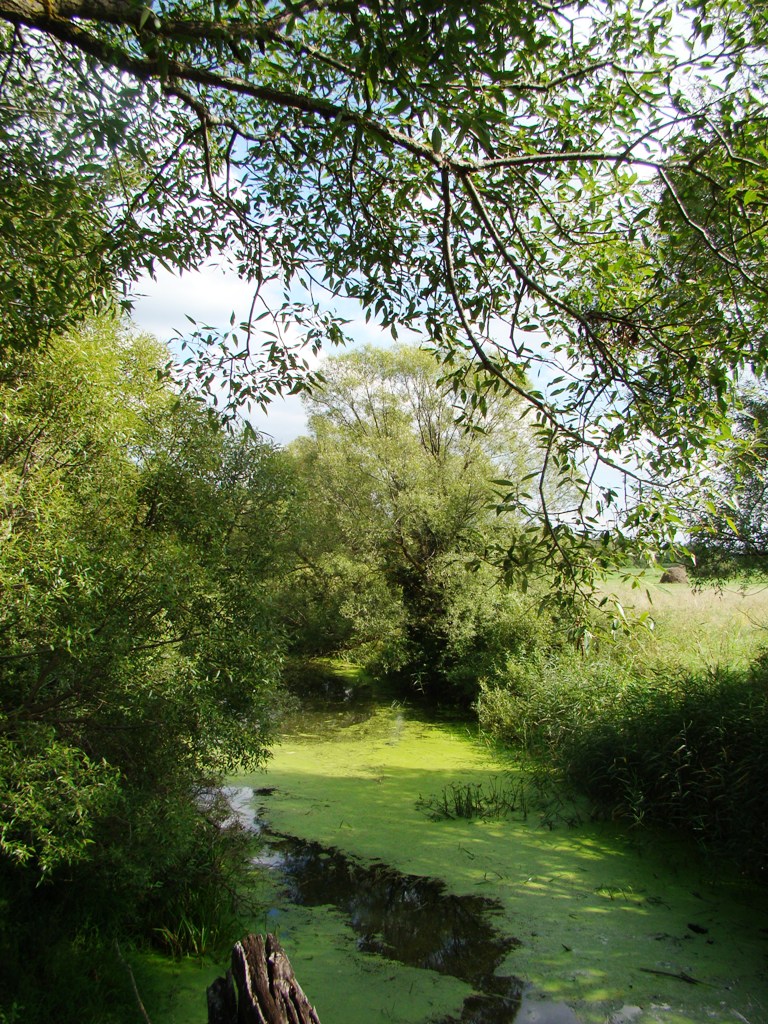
660;565;688;584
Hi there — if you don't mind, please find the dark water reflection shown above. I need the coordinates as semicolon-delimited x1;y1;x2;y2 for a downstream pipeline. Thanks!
280;663;475;741
228;784;577;1024
270;834;519;985
280;664;381;734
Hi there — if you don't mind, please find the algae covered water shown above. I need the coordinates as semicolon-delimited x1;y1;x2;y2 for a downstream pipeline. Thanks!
135;670;768;1024
228;672;768;1024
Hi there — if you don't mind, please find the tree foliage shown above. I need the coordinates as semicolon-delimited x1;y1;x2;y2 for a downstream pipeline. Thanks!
3;0;768;583
0;317;290;883
283;345;553;700
690;383;768;578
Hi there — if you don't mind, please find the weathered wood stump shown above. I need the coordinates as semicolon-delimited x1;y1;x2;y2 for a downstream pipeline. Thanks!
207;933;321;1024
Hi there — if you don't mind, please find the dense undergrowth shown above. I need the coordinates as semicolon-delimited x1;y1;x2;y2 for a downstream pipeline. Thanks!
0;322;293;1022
0;803;250;1024
477;583;768;878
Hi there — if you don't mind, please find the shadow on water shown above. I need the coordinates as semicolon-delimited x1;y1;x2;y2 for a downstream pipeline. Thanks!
270;834;518;983
280;662;481;746
280;661;384;734
229;785;577;1024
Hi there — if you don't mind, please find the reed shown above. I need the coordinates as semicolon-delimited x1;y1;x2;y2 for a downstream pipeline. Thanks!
477;578;768;876
416;771;583;829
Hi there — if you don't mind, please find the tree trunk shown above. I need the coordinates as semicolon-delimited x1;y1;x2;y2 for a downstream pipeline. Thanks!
207;933;321;1024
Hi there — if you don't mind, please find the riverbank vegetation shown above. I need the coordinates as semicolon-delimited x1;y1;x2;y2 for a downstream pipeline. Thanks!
0;319;295;1020
477;581;768;877
274;349;768;878
3;323;768;1023
276;344;567;703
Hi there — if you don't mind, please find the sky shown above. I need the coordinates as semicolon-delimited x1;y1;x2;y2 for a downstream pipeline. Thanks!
130;266;312;444
129;265;398;445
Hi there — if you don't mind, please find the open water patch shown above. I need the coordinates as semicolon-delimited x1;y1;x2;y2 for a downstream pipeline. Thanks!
268;833;518;982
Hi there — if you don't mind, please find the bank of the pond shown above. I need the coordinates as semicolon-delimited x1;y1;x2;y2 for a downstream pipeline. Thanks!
233;699;767;1024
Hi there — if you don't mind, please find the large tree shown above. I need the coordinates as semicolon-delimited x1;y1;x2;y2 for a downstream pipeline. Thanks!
0;318;292;934
284;345;556;699
2;0;768;583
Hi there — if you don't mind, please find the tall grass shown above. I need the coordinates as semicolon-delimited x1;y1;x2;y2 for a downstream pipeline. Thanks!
477;578;768;877
416;772;584;829
602;576;768;673
417;776;530;820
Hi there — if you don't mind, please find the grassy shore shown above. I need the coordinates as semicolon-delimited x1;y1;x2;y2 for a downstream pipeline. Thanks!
477;574;768;877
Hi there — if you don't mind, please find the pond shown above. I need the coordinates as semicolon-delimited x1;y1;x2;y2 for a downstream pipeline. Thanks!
226;667;768;1024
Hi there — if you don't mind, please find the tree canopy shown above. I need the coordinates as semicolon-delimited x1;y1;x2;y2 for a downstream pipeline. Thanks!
2;0;768;577
0;314;307;1019
0;316;291;895
282;345;561;698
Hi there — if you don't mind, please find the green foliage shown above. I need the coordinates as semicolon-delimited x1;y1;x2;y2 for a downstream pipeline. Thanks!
0;315;293;1009
280;550;408;670
0;159;114;353
0;730;119;873
0;793;250;1021
478;643;768;877
434;569;555;700
1;144;99;353
282;344;543;701
690;383;768;579
3;2;768;586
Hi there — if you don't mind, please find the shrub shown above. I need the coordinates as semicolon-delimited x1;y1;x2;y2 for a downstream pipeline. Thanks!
0;320;292;1019
478;649;768;877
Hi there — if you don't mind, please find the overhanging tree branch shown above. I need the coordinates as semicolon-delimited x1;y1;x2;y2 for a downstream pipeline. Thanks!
2;0;767;571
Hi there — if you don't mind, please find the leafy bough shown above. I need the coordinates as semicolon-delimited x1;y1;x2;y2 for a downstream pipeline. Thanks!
2;0;767;597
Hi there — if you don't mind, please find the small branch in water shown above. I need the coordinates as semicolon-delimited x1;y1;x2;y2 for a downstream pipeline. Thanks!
114;939;155;1024
638;967;710;986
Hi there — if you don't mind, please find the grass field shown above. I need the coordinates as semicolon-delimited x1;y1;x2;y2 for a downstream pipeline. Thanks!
596;573;768;672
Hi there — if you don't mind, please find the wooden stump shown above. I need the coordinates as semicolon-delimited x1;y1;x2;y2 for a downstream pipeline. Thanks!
207;934;321;1024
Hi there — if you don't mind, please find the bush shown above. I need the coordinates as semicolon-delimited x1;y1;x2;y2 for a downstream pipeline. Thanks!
0;319;293;1019
478;649;768;877
0;789;250;1022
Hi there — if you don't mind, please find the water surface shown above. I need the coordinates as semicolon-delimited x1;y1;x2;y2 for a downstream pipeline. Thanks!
233;674;768;1024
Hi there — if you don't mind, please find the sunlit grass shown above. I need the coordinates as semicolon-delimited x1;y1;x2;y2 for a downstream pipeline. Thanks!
595;574;768;673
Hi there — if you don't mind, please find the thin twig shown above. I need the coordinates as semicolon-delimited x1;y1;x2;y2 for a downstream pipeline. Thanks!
638;967;712;987
114;939;155;1024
